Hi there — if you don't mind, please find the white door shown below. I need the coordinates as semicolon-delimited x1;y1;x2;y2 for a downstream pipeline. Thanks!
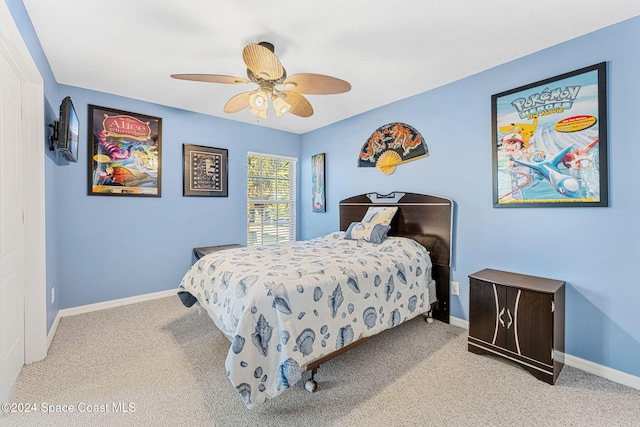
0;48;25;402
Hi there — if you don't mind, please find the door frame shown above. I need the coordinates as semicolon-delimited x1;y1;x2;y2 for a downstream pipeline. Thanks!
1;2;47;366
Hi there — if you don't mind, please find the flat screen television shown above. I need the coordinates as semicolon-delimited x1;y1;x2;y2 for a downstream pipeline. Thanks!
53;96;79;163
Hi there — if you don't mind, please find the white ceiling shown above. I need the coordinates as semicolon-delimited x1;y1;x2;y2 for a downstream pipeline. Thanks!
23;0;640;135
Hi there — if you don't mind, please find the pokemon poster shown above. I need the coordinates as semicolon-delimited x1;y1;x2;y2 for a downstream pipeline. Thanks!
88;105;162;197
492;63;608;207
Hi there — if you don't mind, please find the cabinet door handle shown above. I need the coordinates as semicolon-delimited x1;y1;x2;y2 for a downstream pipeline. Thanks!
506;309;513;330
498;307;506;328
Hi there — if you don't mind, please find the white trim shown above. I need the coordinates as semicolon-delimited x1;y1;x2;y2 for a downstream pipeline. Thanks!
564;353;640;391
0;2;47;366
58;289;178;318
247;153;297;246
247;151;297;161
492;284;500;345
449;315;469;330
468;341;553;375
22;78;46;364
47;311;62;349
47;289;178;348
513;289;521;355
451;314;640;391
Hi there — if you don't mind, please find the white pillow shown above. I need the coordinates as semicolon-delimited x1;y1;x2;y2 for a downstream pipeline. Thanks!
344;221;391;244
361;206;398;226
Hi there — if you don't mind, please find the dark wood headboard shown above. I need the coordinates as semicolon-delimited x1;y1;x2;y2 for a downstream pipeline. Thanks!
339;192;453;323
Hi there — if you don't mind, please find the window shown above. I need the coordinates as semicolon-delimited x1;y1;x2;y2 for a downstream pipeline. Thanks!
247;153;297;246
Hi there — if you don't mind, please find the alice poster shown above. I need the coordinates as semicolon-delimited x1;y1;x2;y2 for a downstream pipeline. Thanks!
88;105;162;197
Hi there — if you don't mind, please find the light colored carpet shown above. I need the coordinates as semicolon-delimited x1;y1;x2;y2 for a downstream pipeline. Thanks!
2;295;639;426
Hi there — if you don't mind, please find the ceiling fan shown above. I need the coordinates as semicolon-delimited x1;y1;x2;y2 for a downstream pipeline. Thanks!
171;42;351;119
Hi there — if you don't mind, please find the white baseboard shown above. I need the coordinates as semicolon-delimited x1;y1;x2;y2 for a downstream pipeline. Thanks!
59;289;178;317
564;353;640;390
449;315;640;391
449;315;469;330
46;312;61;350
46;289;178;351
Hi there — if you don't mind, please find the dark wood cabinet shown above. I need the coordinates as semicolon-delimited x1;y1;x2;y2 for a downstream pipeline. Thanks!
193;244;243;260
468;268;565;384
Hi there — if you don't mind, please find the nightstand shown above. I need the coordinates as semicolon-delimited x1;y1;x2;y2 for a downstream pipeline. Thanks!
467;268;565;384
193;244;243;260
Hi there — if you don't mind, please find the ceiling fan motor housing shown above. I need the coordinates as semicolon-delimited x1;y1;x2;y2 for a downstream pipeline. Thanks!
258;41;275;52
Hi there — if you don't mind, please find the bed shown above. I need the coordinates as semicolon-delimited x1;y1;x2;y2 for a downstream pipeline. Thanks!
177;192;453;409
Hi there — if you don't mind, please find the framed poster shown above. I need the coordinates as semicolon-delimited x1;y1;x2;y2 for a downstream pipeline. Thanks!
88;105;161;197
183;144;228;197
492;62;608;207
312;153;325;212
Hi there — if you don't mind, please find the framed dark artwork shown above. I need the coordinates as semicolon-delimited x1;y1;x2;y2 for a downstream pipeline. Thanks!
492;62;608;207
183;144;228;197
88;105;161;197
312;153;325;212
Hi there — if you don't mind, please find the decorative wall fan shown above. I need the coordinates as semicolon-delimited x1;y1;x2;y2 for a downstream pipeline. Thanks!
171;42;351;119
358;122;429;175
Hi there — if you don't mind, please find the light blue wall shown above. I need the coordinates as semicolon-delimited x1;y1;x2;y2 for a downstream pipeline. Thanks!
300;17;640;378
52;86;301;309
7;0;640;380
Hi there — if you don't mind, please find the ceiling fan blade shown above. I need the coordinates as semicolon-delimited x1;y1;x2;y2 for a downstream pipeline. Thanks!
223;91;253;113
280;90;314;117
171;74;250;84
242;43;284;80
283;73;351;95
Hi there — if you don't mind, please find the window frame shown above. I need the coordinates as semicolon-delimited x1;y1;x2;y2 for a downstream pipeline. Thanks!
246;152;297;246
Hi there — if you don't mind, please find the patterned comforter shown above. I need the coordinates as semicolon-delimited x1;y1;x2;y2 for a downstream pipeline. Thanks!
177;232;435;409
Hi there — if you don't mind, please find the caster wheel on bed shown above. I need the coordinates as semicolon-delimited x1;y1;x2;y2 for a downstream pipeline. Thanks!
305;379;318;393
425;316;434;324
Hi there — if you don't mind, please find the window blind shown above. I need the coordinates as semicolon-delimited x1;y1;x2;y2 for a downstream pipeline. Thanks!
247;153;297;246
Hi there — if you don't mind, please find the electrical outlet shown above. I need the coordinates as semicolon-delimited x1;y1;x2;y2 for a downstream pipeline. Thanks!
51;287;55;304
451;281;460;296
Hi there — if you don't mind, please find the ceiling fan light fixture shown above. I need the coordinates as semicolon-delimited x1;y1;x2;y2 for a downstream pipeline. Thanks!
249;107;268;119
272;95;291;117
249;90;268;109
249;90;269;118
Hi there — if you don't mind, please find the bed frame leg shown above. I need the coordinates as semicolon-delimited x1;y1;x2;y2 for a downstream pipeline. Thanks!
424;301;438;324
424;311;434;324
305;367;318;392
